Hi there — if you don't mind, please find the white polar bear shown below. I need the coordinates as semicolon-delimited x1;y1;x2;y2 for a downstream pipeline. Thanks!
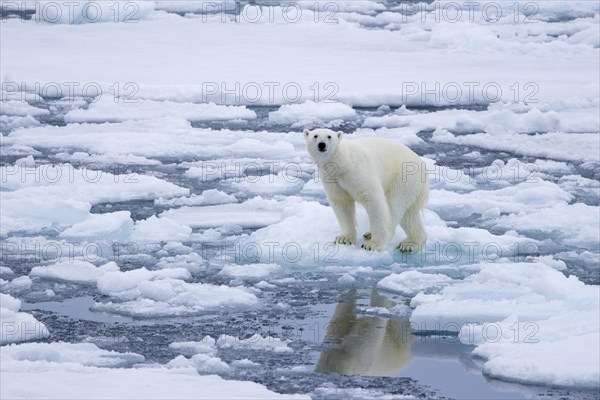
304;128;428;253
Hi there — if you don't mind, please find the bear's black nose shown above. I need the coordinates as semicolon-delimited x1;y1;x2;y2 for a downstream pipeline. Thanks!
318;142;327;152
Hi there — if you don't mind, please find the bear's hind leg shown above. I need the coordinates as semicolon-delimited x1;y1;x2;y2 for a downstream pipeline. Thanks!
397;200;427;254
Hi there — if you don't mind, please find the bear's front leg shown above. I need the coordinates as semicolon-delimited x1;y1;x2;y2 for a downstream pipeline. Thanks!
327;190;357;246
358;189;391;251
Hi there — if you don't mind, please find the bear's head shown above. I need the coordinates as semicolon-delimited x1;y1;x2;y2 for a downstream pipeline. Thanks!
304;128;344;162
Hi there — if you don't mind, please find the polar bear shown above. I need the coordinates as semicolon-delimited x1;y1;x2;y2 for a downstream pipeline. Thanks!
304;128;428;253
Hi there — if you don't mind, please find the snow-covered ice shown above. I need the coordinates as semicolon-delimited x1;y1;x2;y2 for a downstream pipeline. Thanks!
65;98;257;123
30;260;119;285
155;189;237;207
131;216;193;242
269;101;358;127
378;271;454;298
2;3;597;105
218;263;282;280
0;293;49;345
216;334;294;353
433;130;600;162
1;164;188;236
403;258;600;388
1;341;145;367
1;342;308;399
160;196;300;229
92;267;259;317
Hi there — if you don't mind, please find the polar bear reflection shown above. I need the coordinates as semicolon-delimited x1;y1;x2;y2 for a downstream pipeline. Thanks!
315;288;413;376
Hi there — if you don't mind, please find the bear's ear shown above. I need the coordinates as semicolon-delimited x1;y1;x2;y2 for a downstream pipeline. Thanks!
337;131;344;139
303;129;311;138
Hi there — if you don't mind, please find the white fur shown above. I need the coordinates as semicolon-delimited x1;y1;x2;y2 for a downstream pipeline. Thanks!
304;128;428;253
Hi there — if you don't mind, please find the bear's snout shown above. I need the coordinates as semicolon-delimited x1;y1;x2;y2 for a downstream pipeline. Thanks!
318;142;327;152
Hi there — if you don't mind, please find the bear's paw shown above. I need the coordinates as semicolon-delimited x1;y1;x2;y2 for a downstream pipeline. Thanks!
334;234;356;246
361;239;387;251
396;241;420;254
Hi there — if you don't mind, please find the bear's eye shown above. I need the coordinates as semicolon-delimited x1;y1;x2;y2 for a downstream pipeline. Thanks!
314;135;318;139
327;135;331;139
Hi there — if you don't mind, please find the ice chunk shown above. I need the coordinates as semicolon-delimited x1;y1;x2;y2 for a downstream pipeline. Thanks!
132;216;192;242
378;271;454;297
231;359;260;368
484;108;561;134
410;261;595;328
156;253;204;273
30;260;119;285
3;360;309;399
4;119;296;159
94;268;258;317
301;179;325;197
0;100;49;117
15;155;36;167
60;211;134;241
184;157;315;182
0;293;49;344
65;99;256;123
1;292;22;312
169;336;217;356
338;273;356;284
1;196;91;236
244;200;394;267
245;200;528;267
433;130;600;162
353;127;424;147
269;101;357;126
190;353;230;374
429;180;573;221
430;21;503;51
165;355;193;369
0;144;41;157
496;202;600;248
2;341;309;399
225;138;296;159
472;315;599;388
161;196;299;229
161;242;193;254
217;334;293;353
1;164;188;236
1;276;33;293
1;342;144;367
362;115;410;129
404;259;600;388
96;268;191;299
227;172;304;196
218;263;282;280
54;152;161;167
557;174;600;201
1;164;188;201
155;189;237;207
255;281;276;290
